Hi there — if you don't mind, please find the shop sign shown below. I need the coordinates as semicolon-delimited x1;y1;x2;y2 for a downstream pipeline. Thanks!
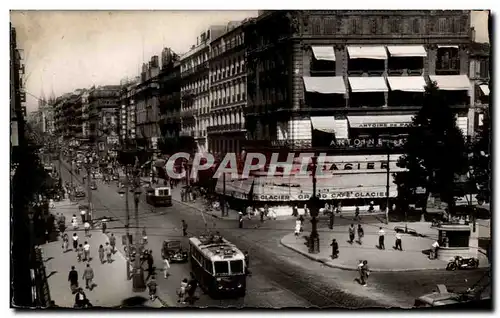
330;137;407;148
355;122;411;128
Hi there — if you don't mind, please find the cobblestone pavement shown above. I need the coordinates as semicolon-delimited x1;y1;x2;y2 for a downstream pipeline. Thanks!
57;160;491;308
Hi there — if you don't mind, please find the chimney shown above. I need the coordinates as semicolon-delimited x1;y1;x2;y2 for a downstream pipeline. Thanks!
197;37;199;46
150;55;160;77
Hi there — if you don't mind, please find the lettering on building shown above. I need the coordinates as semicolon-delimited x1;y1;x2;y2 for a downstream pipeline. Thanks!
330;137;407;148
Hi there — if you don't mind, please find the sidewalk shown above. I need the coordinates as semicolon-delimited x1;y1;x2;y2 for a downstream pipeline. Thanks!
280;221;490;272
42;199;166;308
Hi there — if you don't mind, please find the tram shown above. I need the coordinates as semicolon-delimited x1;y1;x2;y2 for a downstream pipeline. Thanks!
188;234;247;298
145;186;172;207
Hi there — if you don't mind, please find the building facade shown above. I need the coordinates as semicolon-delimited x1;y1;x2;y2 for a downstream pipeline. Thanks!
10;24;26;149
135;56;161;151
180;26;226;153
88;86;120;154
229;10;474;212
119;77;139;145
158;48;183;154
468;42;490;137
208;21;248;155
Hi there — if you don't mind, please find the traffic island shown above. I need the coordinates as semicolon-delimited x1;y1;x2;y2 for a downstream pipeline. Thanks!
279;225;482;272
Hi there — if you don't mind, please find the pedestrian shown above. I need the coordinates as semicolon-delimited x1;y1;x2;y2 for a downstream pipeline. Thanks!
142;227;148;245
378;227;386;249
104;242;113;263
77;244;84;262
102;219;107;233
328;207;334;230
259;207;264;223
303;204;309;217
178;278;188;304
109;233;116;253
68;266;79;293
98;244;105;263
361;260;370;286
298;214;305;232
238;211;244;228
294;219;301;237
74;288;91;308
83;263;94;290
80;209;86;223
83;241;91;261
62;233;69;252
146;250;154;280
368;201;374;213
354;205;360;221
72;233;79;250
147;276;158;301
71;215;78;230
348;224;355;244
269;208;277;220
244;251;251;275
431;240;440;259
186;272;199;305
357;224;364;245
330;238;339;259
395;232;403;251
84;221;91;237
292;205;298;217
181;220;188;237
163;257;171;279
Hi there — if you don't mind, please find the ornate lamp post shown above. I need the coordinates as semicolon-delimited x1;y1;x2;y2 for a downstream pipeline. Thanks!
308;156;321;254
83;153;93;222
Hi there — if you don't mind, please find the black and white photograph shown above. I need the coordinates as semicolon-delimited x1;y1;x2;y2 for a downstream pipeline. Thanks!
9;8;492;310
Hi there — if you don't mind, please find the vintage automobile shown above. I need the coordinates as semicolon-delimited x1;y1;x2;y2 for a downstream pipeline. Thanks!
161;239;188;263
75;187;86;198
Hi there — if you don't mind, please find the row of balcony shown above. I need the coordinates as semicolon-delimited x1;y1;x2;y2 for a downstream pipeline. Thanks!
210;38;244;60
210;64;246;84
207;122;245;134
181;61;209;78
211;94;246;107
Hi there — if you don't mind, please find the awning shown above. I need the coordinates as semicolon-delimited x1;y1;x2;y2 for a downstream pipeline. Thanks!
429;75;471;91
347;46;387;60
347;115;414;128
480;84;490;96
311;117;336;134
303;76;346;94
387;76;427;92
348;77;388;93
438;45;459;49
387;45;427;57
311;46;336;61
316;173;398;199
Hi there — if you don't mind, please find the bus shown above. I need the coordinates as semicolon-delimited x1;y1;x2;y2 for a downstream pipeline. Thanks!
145;186;172;207
188;235;246;298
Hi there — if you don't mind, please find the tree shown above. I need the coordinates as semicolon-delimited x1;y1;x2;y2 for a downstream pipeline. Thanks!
394;81;468;213
470;109;492;203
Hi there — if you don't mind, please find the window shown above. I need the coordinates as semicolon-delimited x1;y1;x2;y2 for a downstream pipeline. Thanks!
412;19;420;33
313;18;321;35
391;18;401;33
214;261;229;275
324;18;335;35
436;48;459;74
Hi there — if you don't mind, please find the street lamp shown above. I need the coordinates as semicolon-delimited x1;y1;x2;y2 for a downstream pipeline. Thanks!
132;185;146;292
308;156;321;254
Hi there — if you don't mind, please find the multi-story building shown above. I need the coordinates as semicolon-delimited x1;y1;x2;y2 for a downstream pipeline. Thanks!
180;26;226;153
469;41;490;137
208;21;248;155
119;77;140;145
135;56;161;151
10;24;26;149
158;48;183;154
88;85;120;154
228;10;474;213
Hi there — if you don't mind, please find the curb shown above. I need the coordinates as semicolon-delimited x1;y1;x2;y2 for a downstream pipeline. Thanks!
279;237;489;272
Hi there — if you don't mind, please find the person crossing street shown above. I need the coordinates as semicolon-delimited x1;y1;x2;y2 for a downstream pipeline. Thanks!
181;220;188;237
82;263;94;290
378;227;386;249
109;233;116;253
83;241;91;261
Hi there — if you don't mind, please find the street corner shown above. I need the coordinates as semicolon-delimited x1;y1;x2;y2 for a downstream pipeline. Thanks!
280;231;451;272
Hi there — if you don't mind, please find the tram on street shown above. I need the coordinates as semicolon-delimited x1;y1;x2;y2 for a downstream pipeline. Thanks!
145;186;172;207
188;234;247;298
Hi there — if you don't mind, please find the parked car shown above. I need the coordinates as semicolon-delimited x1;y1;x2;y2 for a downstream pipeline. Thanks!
75;187;86;198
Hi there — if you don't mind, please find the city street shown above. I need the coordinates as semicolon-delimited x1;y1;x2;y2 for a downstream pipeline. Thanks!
57;159;490;308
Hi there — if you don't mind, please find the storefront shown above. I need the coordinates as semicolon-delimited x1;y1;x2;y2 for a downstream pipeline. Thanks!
215;153;404;214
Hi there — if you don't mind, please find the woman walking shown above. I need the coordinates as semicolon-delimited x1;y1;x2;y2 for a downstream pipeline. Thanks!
62;233;69;252
72;233;79;251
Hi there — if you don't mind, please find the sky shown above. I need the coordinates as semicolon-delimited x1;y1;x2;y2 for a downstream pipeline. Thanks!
11;10;489;112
